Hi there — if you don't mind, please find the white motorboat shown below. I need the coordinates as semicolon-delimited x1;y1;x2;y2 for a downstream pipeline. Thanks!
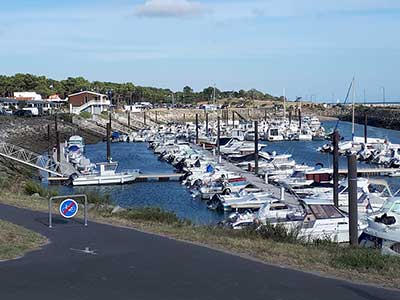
307;178;392;214
73;162;140;186
269;198;364;243
67;135;85;152
359;197;400;256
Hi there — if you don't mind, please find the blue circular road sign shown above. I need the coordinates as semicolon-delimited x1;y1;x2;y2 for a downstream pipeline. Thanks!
59;199;79;219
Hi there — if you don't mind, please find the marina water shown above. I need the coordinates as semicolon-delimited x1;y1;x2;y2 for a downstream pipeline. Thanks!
53;120;400;225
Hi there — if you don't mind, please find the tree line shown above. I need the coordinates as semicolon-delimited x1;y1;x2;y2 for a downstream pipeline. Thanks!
0;73;279;104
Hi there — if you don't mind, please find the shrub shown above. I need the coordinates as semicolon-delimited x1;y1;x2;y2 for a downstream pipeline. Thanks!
86;191;112;206
116;207;190;226
79;111;92;119
24;181;58;198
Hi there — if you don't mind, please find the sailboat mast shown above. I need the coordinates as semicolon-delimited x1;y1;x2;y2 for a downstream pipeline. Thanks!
283;88;286;119
351;77;355;142
213;84;216;105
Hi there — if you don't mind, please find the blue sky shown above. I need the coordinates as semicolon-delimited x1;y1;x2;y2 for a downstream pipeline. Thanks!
1;0;400;102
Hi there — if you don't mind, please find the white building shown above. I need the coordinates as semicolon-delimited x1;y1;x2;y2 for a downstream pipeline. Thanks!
14;92;43;101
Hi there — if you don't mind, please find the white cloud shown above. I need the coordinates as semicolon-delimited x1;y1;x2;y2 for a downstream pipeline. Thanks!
134;0;208;18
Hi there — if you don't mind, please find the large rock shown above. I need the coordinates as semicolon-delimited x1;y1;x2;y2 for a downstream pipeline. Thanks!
111;205;127;214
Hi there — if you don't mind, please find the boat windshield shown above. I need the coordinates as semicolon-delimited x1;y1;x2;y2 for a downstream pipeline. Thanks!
377;200;399;214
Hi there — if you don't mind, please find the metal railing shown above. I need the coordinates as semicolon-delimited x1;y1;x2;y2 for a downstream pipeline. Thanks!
0;142;75;177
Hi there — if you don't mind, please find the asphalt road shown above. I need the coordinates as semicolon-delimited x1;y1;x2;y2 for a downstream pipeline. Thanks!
0;203;399;300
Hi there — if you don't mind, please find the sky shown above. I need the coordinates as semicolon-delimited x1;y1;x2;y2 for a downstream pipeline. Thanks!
1;0;400;102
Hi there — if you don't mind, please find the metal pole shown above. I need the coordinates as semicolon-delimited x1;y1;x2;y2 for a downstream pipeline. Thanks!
106;121;111;162
217;116;221;156
347;154;358;246
56;130;61;162
298;108;302;129
205;113;209;134
195;114;199;144
226;108;229;126
232;111;235;128
254;120;259;175
333;130;340;208
143;111;146;125
48;197;52;228
364;110;368;144
128;112;131;127
54;114;58;133
84;195;88;227
47;124;51;159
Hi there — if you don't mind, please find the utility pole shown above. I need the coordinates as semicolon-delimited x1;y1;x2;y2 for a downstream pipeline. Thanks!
254;120;259;175
143;111;146;126
128;111;131;127
232;111;235;128
333;130;340;208
348;154;358;247
381;87;386;106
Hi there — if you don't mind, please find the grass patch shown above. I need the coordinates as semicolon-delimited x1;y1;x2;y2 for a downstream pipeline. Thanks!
112;207;191;226
0;220;47;260
331;246;400;271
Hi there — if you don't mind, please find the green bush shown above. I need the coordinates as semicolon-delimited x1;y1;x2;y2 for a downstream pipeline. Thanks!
24;181;58;198
116;207;190;226
79;111;92;119
86;191;111;205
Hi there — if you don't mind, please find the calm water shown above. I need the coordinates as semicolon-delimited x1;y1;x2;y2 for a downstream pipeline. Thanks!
51;120;400;224
54;142;224;224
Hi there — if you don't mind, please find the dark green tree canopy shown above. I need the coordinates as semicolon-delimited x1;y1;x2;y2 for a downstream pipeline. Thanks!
0;73;278;104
